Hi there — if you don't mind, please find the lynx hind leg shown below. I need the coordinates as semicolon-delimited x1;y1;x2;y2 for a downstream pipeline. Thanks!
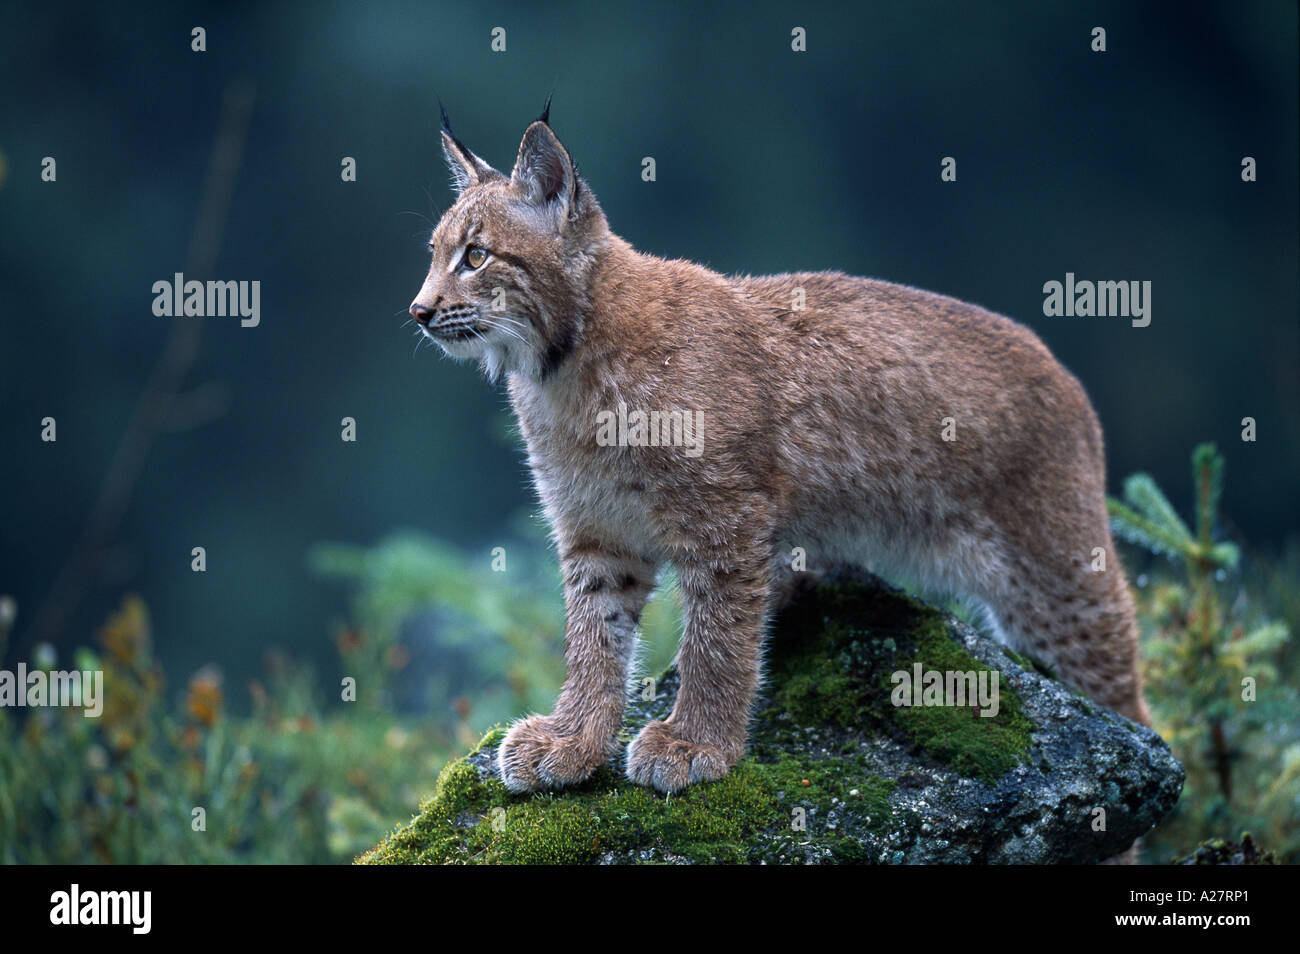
771;549;827;611
983;527;1150;727
984;527;1150;865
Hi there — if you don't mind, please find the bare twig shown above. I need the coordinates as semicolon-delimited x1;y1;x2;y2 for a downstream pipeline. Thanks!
27;80;256;648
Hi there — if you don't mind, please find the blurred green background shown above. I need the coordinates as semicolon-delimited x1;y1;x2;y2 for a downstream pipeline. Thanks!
0;1;1297;863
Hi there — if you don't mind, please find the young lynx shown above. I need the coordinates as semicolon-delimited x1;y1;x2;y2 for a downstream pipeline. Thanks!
408;105;1150;796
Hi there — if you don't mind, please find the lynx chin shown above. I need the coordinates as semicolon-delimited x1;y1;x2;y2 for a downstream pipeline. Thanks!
407;101;1150;798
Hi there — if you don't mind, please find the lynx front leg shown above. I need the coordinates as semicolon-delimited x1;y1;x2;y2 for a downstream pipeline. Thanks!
627;541;771;793
498;544;655;793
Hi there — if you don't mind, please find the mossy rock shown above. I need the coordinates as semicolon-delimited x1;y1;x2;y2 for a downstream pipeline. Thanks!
359;570;1184;864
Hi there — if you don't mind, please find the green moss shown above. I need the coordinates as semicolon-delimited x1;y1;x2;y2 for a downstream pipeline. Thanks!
761;753;896;863
891;619;1036;781
763;581;1034;782
1002;647;1037;672
360;731;896;865
470;725;507;753
765;754;893;824
998;646;1059;682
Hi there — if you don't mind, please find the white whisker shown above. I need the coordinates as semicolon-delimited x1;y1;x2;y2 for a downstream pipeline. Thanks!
487;314;532;331
479;318;528;346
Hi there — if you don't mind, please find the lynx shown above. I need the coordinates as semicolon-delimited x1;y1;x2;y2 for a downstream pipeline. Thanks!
408;104;1150;797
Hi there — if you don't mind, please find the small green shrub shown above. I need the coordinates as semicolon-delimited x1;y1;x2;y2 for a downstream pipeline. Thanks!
1109;443;1298;862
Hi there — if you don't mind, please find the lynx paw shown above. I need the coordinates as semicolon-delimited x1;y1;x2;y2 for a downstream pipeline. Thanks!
625;720;740;793
497;715;612;793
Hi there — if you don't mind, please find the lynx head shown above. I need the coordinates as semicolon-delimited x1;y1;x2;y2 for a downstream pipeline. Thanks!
409;101;607;381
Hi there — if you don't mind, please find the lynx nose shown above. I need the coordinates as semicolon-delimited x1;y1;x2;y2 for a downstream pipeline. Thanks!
409;302;434;326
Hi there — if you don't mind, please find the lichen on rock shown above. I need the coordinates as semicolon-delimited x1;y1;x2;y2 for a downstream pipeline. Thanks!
358;570;1184;864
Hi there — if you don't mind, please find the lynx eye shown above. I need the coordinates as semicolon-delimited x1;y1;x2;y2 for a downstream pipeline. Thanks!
463;246;488;270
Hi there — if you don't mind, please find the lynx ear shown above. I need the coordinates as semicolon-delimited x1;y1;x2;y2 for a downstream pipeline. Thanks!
440;103;497;193
511;120;577;215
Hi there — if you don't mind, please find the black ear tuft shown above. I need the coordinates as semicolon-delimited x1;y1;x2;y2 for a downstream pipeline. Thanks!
438;100;500;193
538;91;553;126
439;98;472;160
